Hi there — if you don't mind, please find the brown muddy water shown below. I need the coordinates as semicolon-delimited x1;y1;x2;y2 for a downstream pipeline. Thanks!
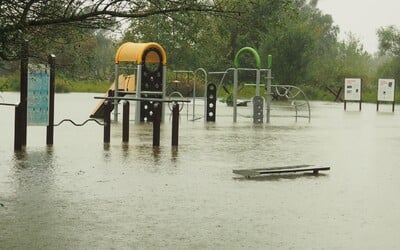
1;92;400;249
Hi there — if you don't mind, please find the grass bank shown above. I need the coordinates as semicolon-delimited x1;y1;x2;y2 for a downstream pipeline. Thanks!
0;75;110;93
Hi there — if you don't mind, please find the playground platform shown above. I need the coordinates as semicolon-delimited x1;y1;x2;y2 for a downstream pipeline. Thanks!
233;165;330;178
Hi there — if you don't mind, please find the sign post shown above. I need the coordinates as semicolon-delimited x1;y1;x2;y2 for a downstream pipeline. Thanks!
377;79;395;112
344;78;362;111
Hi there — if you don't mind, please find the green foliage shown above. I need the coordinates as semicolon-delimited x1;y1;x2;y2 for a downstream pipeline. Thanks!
2;0;400;103
0;75;110;93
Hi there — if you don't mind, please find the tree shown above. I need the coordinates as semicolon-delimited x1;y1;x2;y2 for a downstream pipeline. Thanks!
0;0;229;61
376;26;400;86
335;33;371;84
377;25;400;57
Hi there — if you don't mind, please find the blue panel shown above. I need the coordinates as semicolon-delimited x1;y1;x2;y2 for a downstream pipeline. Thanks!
27;64;50;126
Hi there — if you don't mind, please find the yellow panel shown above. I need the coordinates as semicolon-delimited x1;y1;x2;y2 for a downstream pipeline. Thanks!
114;42;167;65
125;75;136;91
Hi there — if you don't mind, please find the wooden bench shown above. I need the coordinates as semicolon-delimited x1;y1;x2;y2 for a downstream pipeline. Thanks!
233;165;330;178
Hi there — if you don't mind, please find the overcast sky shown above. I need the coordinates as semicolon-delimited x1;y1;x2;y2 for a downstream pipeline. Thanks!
317;0;400;54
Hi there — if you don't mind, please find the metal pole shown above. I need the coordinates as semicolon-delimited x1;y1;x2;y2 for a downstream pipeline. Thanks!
233;69;238;123
192;72;196;121
122;101;130;143
193;68;207;122
266;55;273;123
266;69;272;123
135;64;142;124
256;69;260;96
114;64;119;121
47;54;56;145
162;65;167;122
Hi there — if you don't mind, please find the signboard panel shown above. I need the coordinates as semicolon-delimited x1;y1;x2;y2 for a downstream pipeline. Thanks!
377;79;395;102
27;64;50;126
344;78;362;101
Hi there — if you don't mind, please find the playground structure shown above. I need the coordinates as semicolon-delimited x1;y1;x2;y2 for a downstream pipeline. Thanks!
206;47;310;123
1;41;190;151
2;41;313;152
89;44;310;125
91;42;167;123
168;47;311;124
171;68;208;121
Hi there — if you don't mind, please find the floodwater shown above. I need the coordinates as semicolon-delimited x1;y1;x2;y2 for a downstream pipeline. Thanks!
1;92;400;249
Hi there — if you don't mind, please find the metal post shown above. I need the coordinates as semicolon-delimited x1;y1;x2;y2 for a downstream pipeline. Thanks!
233;69;238;123
256;69;260;96
192;73;196;121
172;102;179;146
122;101;130;143
114;64;119;121
162;65;167;122
47;54;56;145
266;69;272;123
20;40;28;146
135;64;142;124
193;68;207;122
104;101;112;144
153;102;161;147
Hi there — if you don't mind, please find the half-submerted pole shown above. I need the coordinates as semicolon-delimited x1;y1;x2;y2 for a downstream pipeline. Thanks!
233;69;238;123
104;101;112;144
14;104;22;151
20;40;28;146
114;64;119;122
153;102;161;147
47;54;56;145
172;102;179;146
122;101;130;143
266;55;272;124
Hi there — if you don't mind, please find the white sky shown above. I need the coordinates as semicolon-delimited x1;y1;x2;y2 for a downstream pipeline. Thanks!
317;0;400;54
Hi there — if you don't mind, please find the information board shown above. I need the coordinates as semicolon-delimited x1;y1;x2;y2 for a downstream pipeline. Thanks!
377;79;395;102
344;78;362;101
27;64;50;126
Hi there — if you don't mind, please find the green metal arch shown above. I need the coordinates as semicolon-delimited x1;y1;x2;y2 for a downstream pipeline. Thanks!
233;47;261;69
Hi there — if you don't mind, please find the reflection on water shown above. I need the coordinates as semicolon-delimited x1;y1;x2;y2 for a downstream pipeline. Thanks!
1;93;400;249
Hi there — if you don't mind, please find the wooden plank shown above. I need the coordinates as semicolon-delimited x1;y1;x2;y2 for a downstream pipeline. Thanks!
233;165;330;178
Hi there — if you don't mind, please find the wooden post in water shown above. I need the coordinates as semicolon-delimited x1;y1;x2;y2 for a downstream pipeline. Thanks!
20;40;28;147
14;104;23;151
103;101;112;144
153;102;161;147
171;102;179;147
122;101;130;143
47;54;56;145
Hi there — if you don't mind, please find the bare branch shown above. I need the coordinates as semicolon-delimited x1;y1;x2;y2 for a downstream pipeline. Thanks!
0;0;236;60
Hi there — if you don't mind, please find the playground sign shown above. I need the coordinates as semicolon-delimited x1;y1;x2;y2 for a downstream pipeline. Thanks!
377;79;395;102
344;78;362;101
27;64;50;126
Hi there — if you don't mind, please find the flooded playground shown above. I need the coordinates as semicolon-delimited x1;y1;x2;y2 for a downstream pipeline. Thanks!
1;92;400;249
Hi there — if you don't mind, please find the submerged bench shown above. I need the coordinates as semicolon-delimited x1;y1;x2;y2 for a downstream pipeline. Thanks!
233;164;330;178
